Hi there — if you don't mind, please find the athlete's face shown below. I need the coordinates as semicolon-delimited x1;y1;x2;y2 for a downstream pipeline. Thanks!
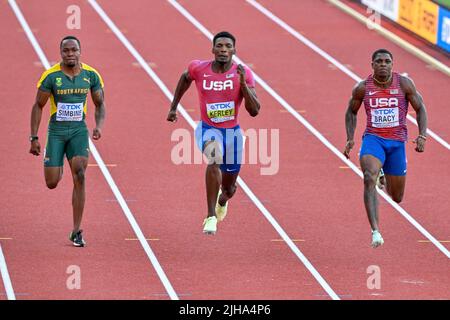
371;53;393;78
60;40;81;68
212;37;235;64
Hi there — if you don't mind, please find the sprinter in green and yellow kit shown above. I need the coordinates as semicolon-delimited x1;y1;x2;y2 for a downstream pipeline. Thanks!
29;36;106;247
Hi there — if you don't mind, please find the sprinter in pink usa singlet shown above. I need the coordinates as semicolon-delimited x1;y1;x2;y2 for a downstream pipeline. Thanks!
188;59;255;129
363;72;408;142
167;31;260;235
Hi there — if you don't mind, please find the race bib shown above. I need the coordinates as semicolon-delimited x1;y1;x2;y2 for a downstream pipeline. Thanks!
56;102;83;121
371;107;399;128
206;101;235;123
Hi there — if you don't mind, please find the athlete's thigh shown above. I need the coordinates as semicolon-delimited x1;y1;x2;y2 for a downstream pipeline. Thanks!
221;126;243;174
383;140;407;198
384;174;406;197
44;166;63;185
221;171;238;190
196;122;224;164
66;125;89;161
44;129;66;167
203;140;223;165
359;134;386;172
383;140;407;176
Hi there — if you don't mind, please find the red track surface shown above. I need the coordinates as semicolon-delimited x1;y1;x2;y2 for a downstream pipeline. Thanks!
0;0;449;300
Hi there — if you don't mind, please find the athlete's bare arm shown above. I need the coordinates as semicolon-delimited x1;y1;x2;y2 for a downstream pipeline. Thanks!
400;75;427;152
167;70;193;122
29;89;51;156
237;64;260;117
344;80;366;159
91;88;105;140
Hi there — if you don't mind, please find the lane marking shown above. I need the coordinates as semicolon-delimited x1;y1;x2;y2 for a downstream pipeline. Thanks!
106;28;127;34
17;27;37;33
246;0;450;151
88;163;117;167
89;0;341;300
316;293;352;298
0;244;15;300
168;0;450;260
0;292;29;296
10;0;179;301
271;239;305;242
280;109;306;113
152;292;192;297
132;61;157;68
125;238;160;241
401;279;425;284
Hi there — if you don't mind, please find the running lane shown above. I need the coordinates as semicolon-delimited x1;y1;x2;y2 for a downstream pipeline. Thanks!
62;0;336;299
96;0;450;299
1;0;170;299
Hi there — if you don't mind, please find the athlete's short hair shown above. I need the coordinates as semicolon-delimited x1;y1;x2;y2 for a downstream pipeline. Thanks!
213;31;236;46
60;35;81;49
372;49;393;61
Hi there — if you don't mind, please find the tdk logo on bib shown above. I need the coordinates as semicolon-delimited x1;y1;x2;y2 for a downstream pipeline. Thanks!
369;97;398;108
371;108;399;128
203;79;233;91
208;102;233;110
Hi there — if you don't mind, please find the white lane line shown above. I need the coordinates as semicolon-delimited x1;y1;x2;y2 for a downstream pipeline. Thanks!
89;0;341;300
0;244;15;300
247;0;450;151
9;0;179;300
249;0;360;82
167;0;450;259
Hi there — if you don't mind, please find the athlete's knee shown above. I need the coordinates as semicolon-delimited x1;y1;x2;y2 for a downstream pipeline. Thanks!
222;184;237;198
206;164;221;178
391;193;403;203
46;180;59;189
72;167;86;185
44;167;63;189
363;170;377;188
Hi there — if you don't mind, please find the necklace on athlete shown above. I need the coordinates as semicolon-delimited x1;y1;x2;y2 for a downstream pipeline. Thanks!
373;73;392;85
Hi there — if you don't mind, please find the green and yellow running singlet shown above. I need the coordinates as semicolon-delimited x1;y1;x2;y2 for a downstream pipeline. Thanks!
37;63;104;124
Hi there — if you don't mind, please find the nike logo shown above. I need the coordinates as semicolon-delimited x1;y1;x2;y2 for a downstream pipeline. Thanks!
226;73;235;79
203;74;212;77
368;91;380;96
226;169;236;172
